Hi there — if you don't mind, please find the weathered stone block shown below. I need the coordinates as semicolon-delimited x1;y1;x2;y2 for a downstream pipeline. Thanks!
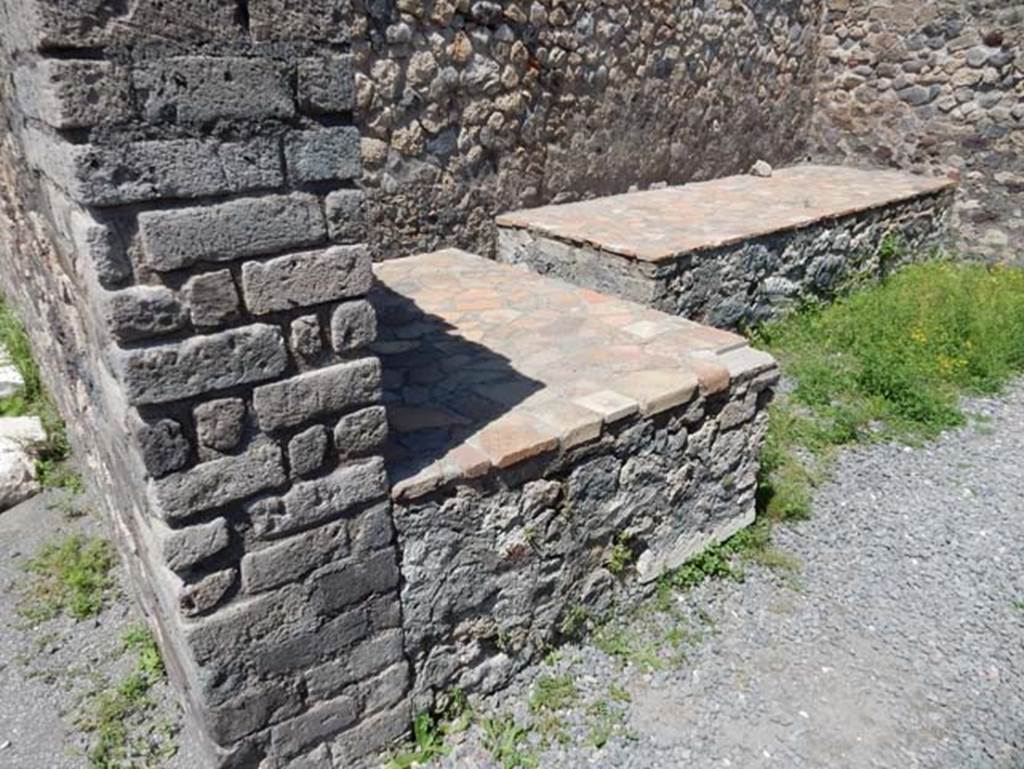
298;56;355;114
13;60;132;128
139;194;326;272
179;568;237;617
27;134;283;207
334;406;388;460
241;521;348;594
182;270;241;329
324;189;367;244
330;300;377;352
312;548;400;615
284;128;361;183
242;245;372;316
350;503;394;553
288;424;329;478
278;458;388;535
113;324;287;405
194;398;246;451
132;417;190;478
69;210;130;289
290;315;323;363
248;0;352;43
329;700;412;766
270;694;358;759
305;629;404;702
204;681;304;745
160;517;230;572
253;358;381;431
101;286;186;343
134;56;294;124
150;439;285;520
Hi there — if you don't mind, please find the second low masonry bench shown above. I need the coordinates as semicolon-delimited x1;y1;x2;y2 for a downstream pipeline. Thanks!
372;248;778;707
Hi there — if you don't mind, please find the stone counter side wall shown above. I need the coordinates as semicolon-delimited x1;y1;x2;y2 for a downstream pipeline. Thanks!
0;3;410;768
812;0;1023;260
352;0;824;259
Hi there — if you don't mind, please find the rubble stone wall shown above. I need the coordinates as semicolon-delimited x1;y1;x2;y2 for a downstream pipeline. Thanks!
498;190;955;329
353;0;825;259
0;3;410;768
812;0;1023;260
395;357;776;711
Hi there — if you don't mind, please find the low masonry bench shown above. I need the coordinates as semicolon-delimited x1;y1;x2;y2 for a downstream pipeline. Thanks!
496;165;956;328
372;249;778;707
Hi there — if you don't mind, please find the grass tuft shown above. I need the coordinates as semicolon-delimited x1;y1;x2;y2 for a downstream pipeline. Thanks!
20;534;115;623
0;297;78;490
755;260;1024;521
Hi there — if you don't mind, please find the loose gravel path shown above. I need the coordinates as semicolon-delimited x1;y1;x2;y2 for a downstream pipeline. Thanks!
432;383;1024;769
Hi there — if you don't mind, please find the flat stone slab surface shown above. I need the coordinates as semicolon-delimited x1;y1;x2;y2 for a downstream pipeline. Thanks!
373;249;773;500
496;165;955;263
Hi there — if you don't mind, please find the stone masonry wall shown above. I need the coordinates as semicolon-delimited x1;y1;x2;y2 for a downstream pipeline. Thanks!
353;0;825;259
813;0;1023;260
395;353;777;711
0;3;410;768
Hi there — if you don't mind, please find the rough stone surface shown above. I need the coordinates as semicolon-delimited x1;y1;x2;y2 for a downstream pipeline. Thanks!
160;517;231;573
284;127;361;184
498;170;955;328
194;398;246;452
253;359;382;432
334;406;388;460
114;324;288;406
183;270;241;329
133;417;191;478
139;194;326;272
288;425;330;478
242;246;373;316
352;0;821;259
101;285;187;343
813;0;1024;260
330;300;377;352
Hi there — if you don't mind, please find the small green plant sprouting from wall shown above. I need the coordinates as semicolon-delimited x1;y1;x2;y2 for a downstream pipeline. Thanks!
387;690;472;769
604;532;636;576
19;534;115;623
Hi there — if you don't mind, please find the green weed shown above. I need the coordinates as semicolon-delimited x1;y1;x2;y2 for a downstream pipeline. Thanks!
387;690;471;768
480;713;537;769
0;297;77;490
529;675;578;713
76;626;176;769
20;535;115;622
755;260;1024;522
605;533;635;576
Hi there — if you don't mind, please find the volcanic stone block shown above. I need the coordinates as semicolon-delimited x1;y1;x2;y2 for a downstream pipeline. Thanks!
305;629;405;702
134;56;294;124
179;568;237;617
334;406;388;460
243;245;373;316
253;358;381;431
241;521;348;594
311;548;400;615
324;189;367;244
101;285;187;343
150;439;286;521
194;398;246;451
182;270;241;329
298;56;355;114
139;194;326;272
26;134;283;207
270;694;358;759
160;517;230;572
288;425;329;478
114;324;288;406
248;0;352;43
284;128;361;183
13;59;132;128
132;417;190;478
277;458;388;535
330;300;377;352
290;315;323;362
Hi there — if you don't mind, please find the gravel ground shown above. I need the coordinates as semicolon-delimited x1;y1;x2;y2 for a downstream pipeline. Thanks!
0;490;201;769
425;382;1024;769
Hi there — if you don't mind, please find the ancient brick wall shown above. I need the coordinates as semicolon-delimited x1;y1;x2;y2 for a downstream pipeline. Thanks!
0;3;409;767
813;0;1023;259
353;0;825;259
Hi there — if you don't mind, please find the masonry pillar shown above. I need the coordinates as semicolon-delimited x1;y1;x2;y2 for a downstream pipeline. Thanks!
0;2;409;766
